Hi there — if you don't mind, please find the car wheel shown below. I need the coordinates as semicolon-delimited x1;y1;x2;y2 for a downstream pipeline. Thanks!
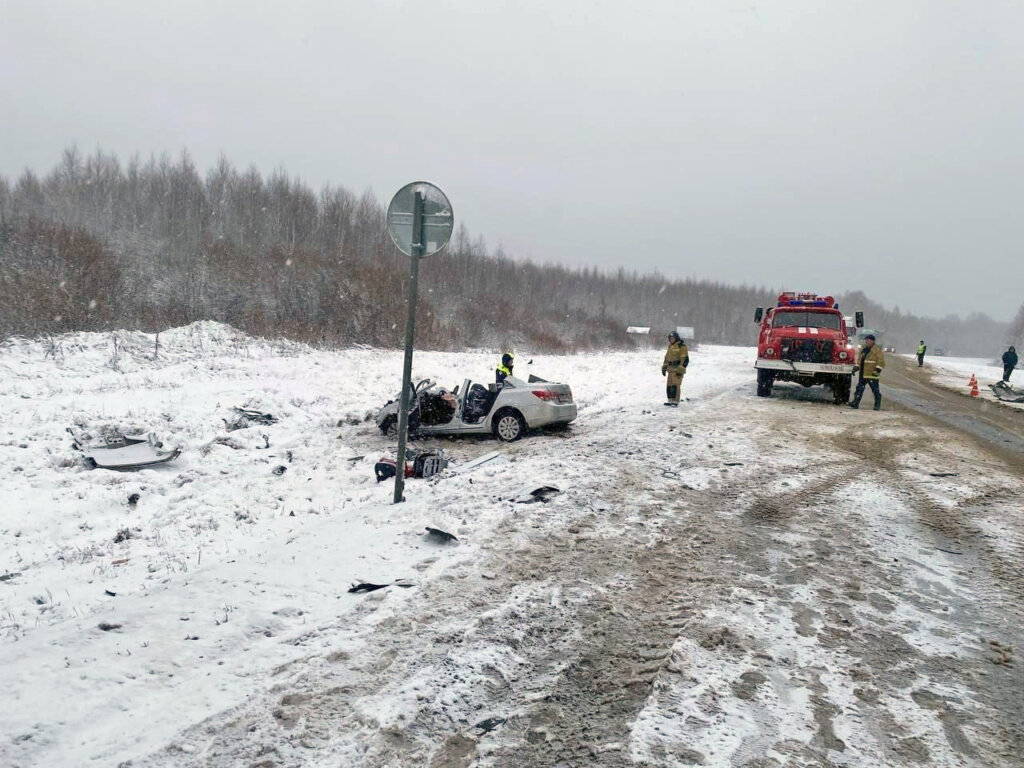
381;416;399;439
493;409;526;442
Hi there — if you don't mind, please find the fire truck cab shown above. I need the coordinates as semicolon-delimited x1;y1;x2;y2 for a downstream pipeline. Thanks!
754;292;863;404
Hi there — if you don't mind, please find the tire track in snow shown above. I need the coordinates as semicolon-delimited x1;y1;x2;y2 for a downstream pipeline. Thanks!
139;373;1024;767
135;379;753;766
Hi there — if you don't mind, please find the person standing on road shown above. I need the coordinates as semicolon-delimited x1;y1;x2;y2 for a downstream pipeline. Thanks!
917;340;927;367
495;352;514;386
849;334;885;410
661;332;689;407
1003;346;1018;383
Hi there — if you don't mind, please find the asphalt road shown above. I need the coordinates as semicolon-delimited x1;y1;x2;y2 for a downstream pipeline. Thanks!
884;356;1024;465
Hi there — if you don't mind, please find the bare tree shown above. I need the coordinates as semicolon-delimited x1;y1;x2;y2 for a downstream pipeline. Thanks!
0;148;1011;356
1010;303;1024;346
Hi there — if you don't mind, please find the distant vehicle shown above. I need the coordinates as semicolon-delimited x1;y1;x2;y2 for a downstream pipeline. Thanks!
934;348;945;356
376;376;576;442
854;328;883;344
753;292;861;404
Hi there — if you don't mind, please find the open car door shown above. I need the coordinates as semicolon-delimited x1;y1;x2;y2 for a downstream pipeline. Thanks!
461;379;499;426
423;379;479;433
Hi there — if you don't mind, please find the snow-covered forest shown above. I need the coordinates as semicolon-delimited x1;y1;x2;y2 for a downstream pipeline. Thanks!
0;149;1015;354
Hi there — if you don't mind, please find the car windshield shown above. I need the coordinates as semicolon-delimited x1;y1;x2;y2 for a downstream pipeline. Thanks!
771;310;842;330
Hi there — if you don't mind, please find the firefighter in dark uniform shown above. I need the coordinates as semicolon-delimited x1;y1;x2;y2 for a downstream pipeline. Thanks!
917;340;927;367
849;334;885;410
495;352;514;386
661;332;689;406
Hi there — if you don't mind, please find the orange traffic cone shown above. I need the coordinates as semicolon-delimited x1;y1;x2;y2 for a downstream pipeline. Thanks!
969;373;977;388
970;380;980;397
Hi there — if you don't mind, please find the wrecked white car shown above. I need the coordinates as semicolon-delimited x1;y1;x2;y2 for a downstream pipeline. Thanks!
375;376;576;442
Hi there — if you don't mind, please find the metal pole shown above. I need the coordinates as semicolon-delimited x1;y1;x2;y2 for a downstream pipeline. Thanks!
393;190;424;503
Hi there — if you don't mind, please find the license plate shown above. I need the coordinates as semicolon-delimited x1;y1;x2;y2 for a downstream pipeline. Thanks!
816;364;849;373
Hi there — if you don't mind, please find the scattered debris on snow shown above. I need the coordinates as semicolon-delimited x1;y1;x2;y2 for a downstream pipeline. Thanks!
80;432;181;471
374;449;448;482
456;450;503;473
990;381;1024;403
224;406;279;431
348;581;415;594
513;485;562;504
425;527;458;544
473;716;506;734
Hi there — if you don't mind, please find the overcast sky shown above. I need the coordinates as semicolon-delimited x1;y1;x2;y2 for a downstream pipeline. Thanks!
2;0;1022;320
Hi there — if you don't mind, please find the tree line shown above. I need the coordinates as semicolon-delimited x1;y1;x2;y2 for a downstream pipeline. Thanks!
0;148;1015;356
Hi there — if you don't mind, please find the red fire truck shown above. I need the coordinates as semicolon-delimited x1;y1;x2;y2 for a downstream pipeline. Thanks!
754;293;863;404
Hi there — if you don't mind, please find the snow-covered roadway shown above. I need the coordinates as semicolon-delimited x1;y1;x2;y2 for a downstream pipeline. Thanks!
899;354;1024;414
1;325;1021;767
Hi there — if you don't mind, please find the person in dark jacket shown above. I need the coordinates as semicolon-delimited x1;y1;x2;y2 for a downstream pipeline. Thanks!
1003;346;1018;382
495;353;514;386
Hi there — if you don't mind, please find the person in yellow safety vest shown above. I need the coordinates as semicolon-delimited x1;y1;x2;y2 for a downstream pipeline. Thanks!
917;340;927;367
495;352;514;386
849;334;885;410
661;332;689;406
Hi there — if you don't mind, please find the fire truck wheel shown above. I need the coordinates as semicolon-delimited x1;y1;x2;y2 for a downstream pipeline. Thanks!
756;369;774;398
833;375;852;404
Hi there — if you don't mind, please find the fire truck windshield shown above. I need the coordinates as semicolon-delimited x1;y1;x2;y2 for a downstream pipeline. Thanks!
771;310;842;330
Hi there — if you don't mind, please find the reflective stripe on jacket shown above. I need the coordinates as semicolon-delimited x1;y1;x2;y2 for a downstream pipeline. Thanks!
496;364;512;384
663;342;689;372
859;345;885;380
917;344;926;356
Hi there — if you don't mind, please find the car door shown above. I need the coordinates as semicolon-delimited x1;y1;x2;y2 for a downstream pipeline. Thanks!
456;379;472;425
458;379;497;431
438;379;478;433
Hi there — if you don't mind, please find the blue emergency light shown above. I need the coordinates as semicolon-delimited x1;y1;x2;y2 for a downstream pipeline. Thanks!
776;293;836;309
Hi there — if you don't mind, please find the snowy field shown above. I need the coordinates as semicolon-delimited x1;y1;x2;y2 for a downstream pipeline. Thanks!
2;326;1021;767
905;354;1023;411
0;325;746;766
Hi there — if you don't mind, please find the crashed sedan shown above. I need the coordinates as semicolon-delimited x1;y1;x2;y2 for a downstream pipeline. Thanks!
375;375;576;442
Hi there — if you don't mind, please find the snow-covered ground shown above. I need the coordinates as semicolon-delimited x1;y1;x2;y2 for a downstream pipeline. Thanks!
907;354;1023;410
2;326;1021;767
0;325;743;766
